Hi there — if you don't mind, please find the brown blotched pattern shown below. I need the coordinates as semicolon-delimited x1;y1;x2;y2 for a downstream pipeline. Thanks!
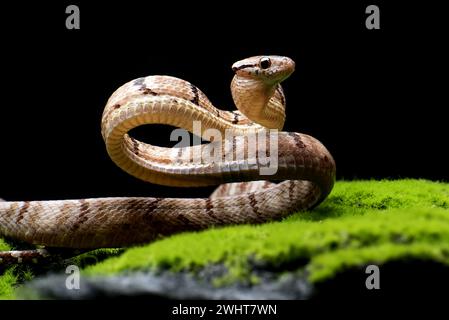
0;56;335;260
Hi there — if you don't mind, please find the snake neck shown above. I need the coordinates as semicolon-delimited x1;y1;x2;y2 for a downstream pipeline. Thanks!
231;76;286;130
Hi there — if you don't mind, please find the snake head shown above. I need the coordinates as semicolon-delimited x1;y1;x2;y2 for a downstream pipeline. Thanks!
232;56;295;83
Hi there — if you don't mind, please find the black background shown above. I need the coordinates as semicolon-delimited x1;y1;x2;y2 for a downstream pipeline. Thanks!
0;1;447;201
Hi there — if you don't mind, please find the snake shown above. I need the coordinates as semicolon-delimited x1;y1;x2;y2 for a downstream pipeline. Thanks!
0;56;335;264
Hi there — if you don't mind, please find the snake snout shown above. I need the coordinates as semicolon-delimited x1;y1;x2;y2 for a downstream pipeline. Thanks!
278;57;295;78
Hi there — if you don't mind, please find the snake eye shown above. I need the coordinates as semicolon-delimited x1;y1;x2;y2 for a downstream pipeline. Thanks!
259;57;271;69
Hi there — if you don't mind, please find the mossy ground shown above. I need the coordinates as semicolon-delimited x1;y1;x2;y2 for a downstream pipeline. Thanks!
1;179;449;298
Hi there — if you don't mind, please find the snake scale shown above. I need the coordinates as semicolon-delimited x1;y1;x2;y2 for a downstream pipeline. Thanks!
0;56;335;264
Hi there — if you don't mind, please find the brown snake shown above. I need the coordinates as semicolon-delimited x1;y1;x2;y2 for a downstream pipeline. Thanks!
0;56;335;264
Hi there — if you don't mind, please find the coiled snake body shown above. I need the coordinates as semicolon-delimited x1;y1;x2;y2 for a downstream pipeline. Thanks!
0;56;335;263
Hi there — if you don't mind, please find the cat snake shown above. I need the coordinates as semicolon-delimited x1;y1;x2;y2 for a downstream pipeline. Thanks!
0;56;335;263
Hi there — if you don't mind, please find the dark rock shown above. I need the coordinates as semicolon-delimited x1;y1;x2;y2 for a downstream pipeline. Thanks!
19;269;313;300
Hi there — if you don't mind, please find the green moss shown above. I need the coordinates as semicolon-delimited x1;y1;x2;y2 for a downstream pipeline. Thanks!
299;179;449;221
0;238;11;251
0;239;15;299
0;268;17;300
2;179;449;296
85;207;449;281
85;179;449;284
